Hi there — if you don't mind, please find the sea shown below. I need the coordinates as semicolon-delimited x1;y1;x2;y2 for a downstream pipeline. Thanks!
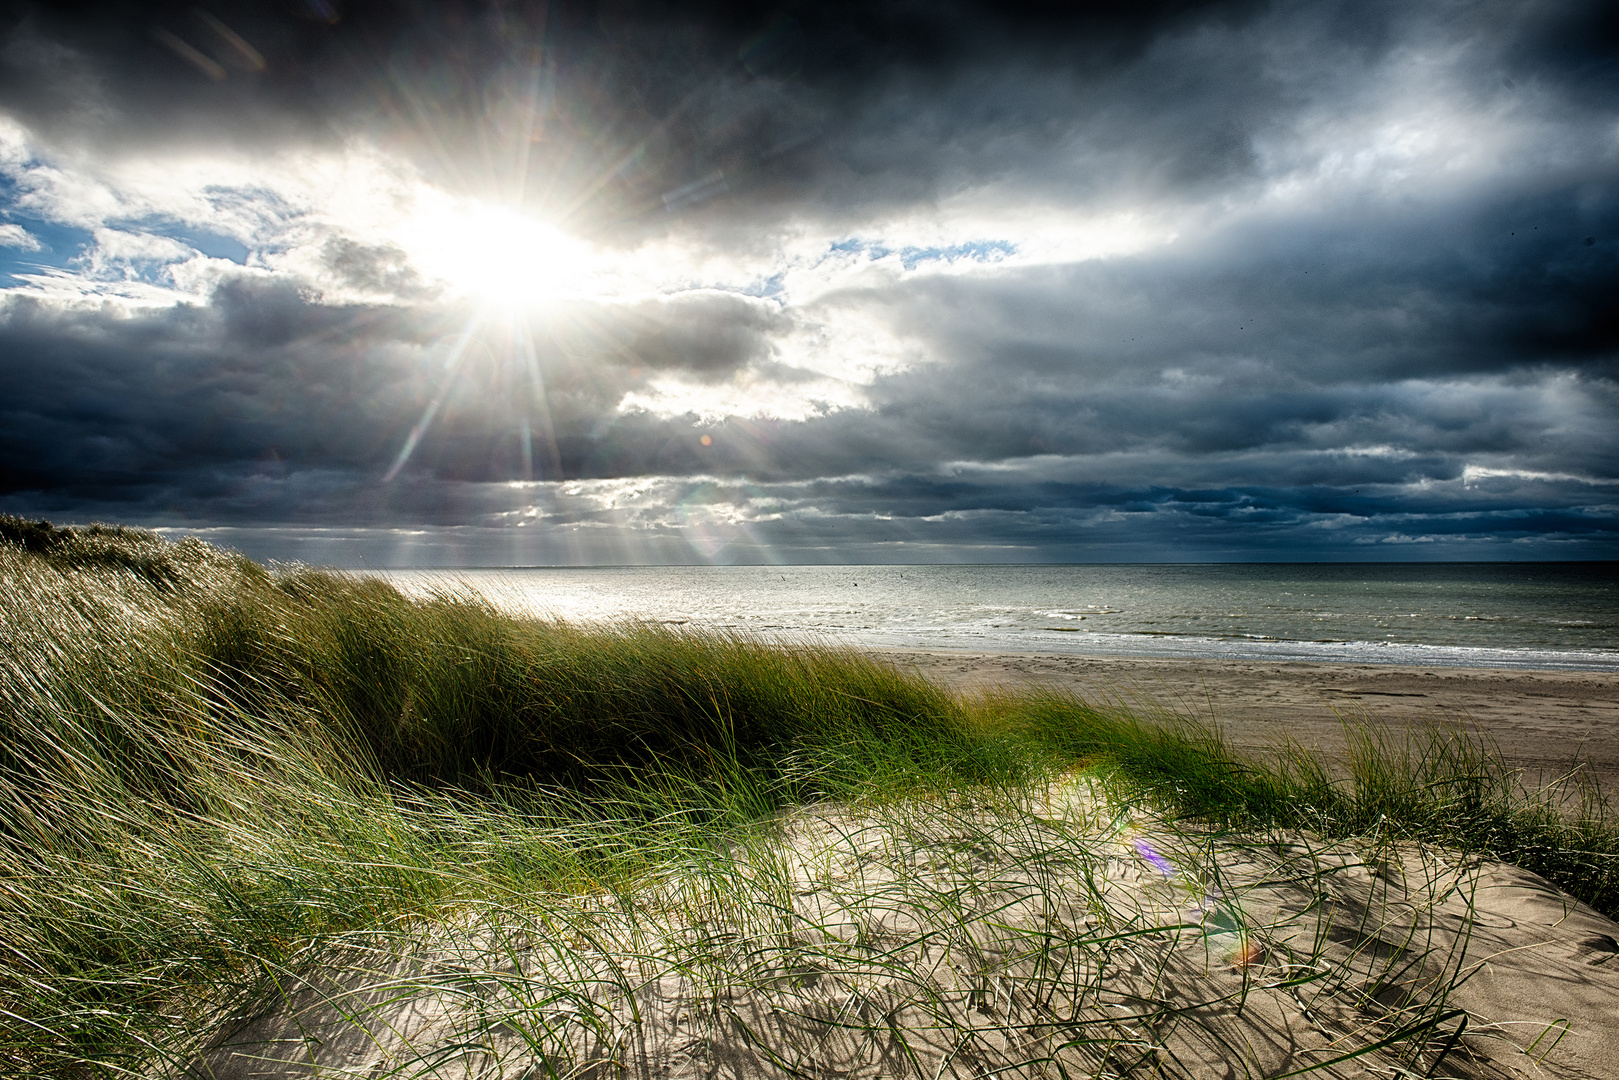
373;563;1619;673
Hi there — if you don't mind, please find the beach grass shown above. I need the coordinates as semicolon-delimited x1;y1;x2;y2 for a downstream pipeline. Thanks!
1;517;1615;1078
996;690;1618;916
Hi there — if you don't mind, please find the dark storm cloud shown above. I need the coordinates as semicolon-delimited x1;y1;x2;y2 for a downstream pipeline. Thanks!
319;238;431;300
0;0;1407;230
710;196;1619;483
0;279;794;517
619;291;788;378
1;0;1617;560
0;288;424;491
0;2;1609;245
1;1;1258;138
5;208;1616;553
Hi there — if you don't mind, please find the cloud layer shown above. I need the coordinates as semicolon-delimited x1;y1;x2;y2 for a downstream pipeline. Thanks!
1;0;1615;563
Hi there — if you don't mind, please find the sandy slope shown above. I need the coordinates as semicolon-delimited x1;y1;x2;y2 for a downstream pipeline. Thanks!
188;781;1619;1080
883;651;1619;792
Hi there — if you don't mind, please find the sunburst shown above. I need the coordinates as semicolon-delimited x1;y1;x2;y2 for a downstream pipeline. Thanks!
400;198;595;311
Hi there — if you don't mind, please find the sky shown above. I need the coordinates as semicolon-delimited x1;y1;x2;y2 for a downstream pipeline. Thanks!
0;0;1615;566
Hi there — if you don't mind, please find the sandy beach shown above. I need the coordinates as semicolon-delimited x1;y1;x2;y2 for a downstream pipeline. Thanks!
883;650;1619;791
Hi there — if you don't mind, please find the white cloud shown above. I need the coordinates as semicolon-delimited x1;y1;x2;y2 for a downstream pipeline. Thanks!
619;368;868;423
0;223;39;250
86;227;191;266
1;266;203;308
1462;465;1608;487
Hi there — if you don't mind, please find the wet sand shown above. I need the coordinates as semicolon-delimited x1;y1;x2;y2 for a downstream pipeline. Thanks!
882;649;1619;791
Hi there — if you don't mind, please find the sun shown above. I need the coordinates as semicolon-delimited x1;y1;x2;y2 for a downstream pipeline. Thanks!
401;197;593;310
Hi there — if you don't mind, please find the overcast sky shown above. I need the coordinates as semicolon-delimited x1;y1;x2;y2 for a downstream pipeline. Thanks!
0;0;1615;565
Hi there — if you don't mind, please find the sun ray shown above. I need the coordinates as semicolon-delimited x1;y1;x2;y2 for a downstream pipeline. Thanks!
515;316;565;482
384;320;481;483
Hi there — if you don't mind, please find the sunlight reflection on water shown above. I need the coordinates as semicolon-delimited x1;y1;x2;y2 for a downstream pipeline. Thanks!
369;563;1619;672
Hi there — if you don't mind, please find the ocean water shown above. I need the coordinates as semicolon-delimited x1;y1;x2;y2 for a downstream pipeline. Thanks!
375;563;1619;672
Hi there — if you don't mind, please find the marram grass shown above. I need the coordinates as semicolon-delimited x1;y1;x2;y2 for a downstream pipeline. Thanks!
0;517;1614;1078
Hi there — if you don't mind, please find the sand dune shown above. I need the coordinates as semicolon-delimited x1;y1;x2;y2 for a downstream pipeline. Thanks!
191;781;1619;1080
180;653;1619;1079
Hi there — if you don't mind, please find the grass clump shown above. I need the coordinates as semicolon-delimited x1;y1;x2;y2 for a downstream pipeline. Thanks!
0;520;1614;1078
0;514;253;588
224;569;990;791
1000;690;1619;916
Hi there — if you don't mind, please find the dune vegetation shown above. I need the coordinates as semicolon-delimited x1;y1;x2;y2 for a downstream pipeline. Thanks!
1;517;1615;1079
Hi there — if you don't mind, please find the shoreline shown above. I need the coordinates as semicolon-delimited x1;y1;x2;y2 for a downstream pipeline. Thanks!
879;648;1619;791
